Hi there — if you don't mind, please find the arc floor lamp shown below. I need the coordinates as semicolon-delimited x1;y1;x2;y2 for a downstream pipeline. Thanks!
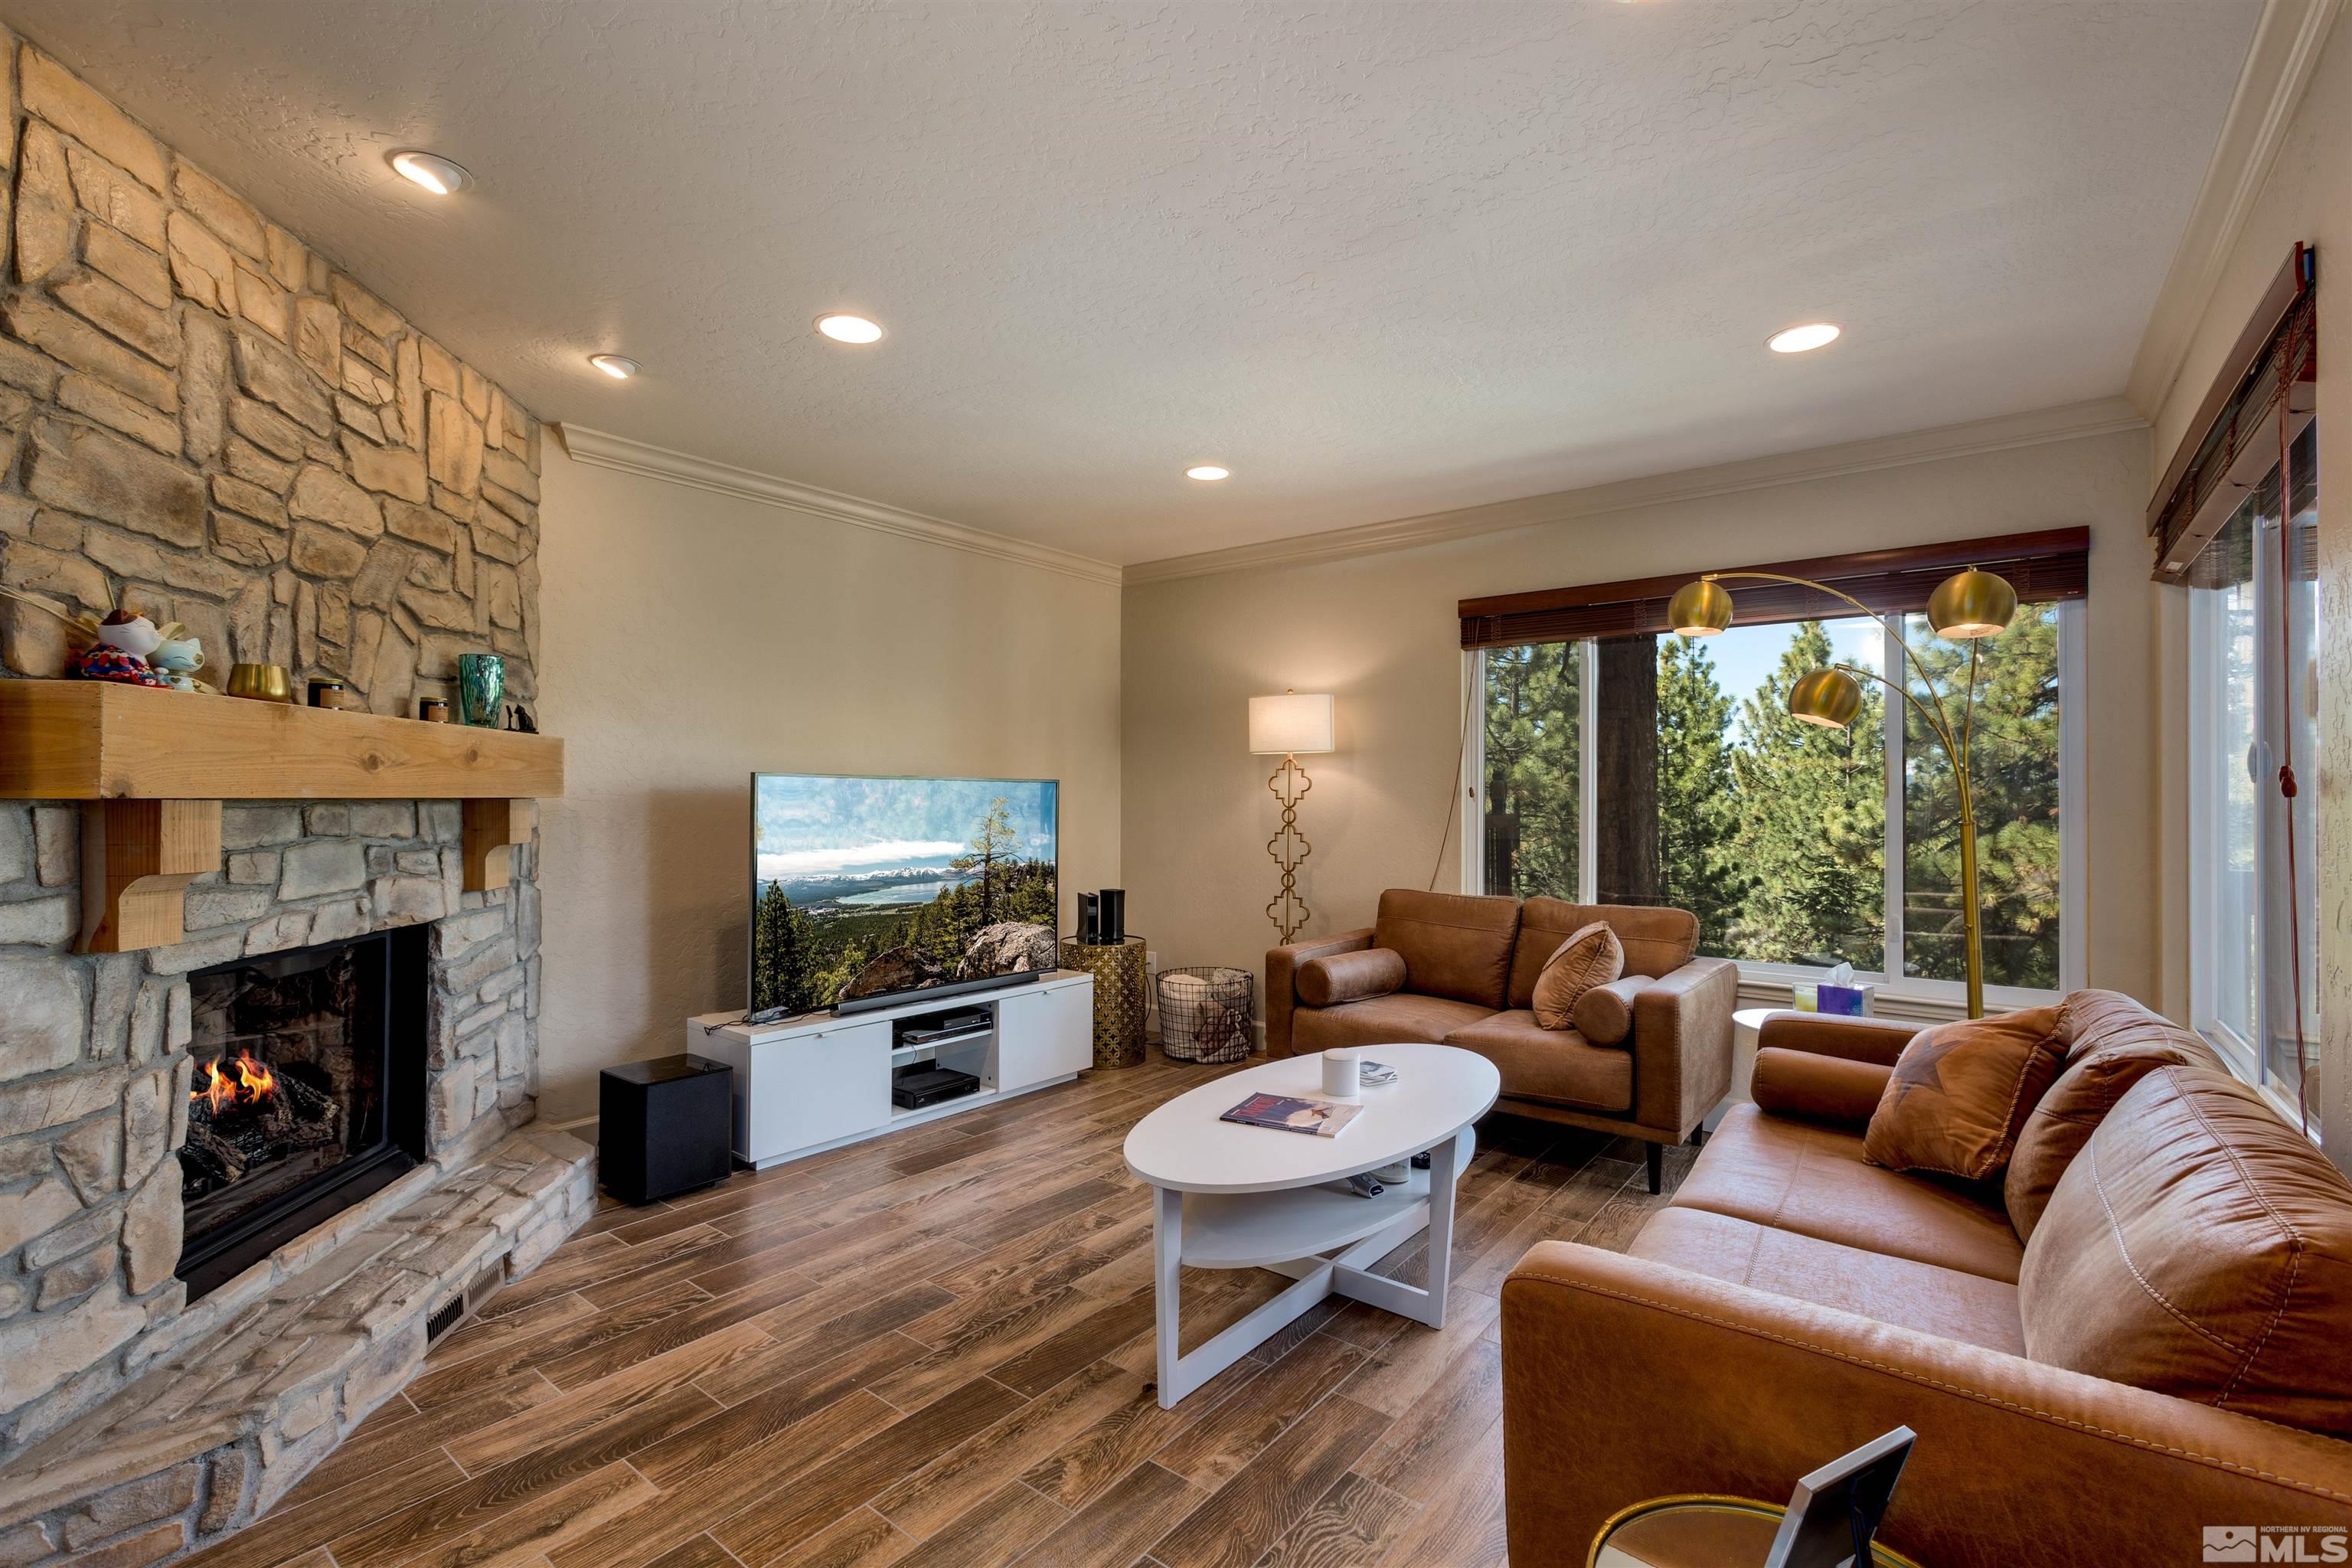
1668;567;2018;1018
1250;691;1335;943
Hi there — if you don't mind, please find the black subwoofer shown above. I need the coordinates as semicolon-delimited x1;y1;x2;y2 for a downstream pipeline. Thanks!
599;1054;734;1204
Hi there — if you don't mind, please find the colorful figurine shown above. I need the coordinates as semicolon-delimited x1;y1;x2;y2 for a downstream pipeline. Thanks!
70;609;168;686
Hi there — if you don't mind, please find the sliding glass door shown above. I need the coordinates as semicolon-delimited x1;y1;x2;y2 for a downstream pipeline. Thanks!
2189;423;2318;1114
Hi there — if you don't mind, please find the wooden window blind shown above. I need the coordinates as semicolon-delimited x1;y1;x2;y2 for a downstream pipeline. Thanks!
1458;528;2089;649
2148;243;2317;584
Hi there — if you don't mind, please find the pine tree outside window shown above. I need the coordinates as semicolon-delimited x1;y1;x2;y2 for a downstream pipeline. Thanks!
1479;642;1586;900
1701;618;1886;972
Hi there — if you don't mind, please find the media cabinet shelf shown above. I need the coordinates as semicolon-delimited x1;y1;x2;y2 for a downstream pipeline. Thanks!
890;1033;988;1067
0;681;564;952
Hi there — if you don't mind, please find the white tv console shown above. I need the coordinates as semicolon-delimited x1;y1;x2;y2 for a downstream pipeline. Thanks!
686;969;1095;1169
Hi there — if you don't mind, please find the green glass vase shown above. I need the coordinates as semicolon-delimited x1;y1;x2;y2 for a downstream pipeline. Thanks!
457;653;505;727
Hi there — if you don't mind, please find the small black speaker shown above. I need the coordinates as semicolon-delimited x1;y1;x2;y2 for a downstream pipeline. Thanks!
599;1054;733;1205
1097;888;1126;942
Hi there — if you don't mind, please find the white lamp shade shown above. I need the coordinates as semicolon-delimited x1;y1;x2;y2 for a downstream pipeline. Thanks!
1249;692;1335;755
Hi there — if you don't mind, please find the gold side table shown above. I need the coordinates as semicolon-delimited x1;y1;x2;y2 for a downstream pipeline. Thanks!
1059;936;1148;1070
1591;1498;1927;1567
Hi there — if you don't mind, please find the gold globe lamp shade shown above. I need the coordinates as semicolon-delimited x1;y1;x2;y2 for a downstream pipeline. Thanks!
1926;567;2017;640
1668;577;1735;636
1788;667;1864;729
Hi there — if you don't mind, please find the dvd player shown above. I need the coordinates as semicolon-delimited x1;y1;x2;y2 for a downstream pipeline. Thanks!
892;1065;981;1109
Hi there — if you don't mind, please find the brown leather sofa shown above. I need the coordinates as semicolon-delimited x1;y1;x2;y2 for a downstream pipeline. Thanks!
1501;991;2352;1565
1266;889;1736;1191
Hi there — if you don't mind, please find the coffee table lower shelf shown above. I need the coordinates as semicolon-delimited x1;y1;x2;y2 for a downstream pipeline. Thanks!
1147;1126;1473;1408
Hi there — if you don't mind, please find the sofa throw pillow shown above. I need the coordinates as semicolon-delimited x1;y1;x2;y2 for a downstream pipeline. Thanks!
1295;947;1407;1008
1570;974;1650;1046
2004;1037;2211;1241
2019;1064;2352;1437
1532;922;1622;1031
1862;1005;2066;1180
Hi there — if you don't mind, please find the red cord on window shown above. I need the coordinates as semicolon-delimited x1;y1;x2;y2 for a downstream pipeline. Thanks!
2274;314;2312;1136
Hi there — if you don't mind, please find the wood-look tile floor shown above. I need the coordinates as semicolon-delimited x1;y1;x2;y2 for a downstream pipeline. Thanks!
187;1049;1696;1568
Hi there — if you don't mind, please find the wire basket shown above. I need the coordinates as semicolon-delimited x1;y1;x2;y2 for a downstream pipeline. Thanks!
1157;966;1255;1063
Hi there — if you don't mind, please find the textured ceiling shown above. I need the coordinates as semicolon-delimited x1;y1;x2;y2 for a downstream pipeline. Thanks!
2;0;2258;567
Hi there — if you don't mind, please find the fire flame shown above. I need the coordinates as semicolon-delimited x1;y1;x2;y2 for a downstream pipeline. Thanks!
191;1053;276;1116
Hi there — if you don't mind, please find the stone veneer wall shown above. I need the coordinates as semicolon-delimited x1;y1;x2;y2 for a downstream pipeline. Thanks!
0;799;543;1459
0;36;541;708
0;36;557;1473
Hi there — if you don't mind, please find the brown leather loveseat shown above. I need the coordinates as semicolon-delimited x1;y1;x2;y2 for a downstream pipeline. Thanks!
1266;889;1736;1191
1500;991;2352;1565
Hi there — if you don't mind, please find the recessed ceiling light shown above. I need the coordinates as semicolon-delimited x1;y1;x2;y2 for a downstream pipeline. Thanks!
589;354;640;380
1185;466;1230;482
816;314;885;345
387;150;472;195
1767;322;1841;354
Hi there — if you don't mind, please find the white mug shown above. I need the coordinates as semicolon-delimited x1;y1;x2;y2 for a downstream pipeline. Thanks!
1321;1047;1362;1102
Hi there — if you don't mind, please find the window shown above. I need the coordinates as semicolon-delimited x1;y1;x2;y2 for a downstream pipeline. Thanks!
1664;616;1886;972
1472;603;2075;998
2189;421;2318;1111
1900;605;2064;990
1481;642;1583;900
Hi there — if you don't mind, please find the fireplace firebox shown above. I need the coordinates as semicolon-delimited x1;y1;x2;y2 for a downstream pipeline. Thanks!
178;927;428;1299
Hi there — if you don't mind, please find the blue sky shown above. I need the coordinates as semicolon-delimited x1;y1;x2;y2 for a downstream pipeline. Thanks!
1687;616;1886;741
755;776;1057;880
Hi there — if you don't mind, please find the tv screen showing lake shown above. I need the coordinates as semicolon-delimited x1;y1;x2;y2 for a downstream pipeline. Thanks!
838;879;969;906
750;775;1059;1016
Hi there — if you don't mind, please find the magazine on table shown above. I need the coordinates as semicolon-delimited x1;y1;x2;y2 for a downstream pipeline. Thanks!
1220;1091;1362;1138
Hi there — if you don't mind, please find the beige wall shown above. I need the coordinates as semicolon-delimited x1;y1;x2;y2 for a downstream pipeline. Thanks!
532;443;1122;1122
2148;17;2352;1150
1122;429;2159;1013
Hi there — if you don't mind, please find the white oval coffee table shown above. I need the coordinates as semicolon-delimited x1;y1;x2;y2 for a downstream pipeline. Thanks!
1124;1042;1500;1406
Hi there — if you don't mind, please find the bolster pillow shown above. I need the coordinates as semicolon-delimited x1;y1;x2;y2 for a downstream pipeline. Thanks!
1296;946;1408;1007
1751;1046;1893;1127
1570;974;1652;1045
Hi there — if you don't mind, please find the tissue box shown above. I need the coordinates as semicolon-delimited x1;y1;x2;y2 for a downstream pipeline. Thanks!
1817;982;1875;1017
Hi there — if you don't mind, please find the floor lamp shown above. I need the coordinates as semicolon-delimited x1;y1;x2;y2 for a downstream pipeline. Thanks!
1668;567;2017;1018
1250;691;1335;943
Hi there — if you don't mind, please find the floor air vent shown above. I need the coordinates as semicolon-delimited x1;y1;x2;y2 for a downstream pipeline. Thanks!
425;1295;466;1343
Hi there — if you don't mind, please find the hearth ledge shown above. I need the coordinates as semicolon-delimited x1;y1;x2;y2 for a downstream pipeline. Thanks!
0;1122;594;1563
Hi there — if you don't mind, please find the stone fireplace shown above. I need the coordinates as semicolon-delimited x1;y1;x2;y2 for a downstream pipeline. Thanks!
0;798;584;1553
0;34;590;1568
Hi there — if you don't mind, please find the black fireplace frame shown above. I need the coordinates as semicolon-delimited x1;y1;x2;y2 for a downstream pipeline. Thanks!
176;926;429;1301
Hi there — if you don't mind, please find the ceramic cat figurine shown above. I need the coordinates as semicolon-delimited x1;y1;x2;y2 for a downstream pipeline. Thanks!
147;631;214;693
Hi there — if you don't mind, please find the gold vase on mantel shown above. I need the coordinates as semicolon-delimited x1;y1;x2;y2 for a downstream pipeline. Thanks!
224;663;293;704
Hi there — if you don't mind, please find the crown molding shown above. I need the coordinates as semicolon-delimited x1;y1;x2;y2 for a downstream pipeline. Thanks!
2125;0;2344;420
1123;396;2147;586
554;423;1124;587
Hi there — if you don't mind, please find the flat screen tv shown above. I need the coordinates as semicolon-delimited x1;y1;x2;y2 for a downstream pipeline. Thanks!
750;773;1059;1018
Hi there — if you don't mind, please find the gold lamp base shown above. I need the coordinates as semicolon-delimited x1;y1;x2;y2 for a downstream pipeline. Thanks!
1266;752;1312;943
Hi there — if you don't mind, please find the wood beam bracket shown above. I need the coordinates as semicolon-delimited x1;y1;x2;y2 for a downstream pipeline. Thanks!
78;800;223;954
462;799;536;892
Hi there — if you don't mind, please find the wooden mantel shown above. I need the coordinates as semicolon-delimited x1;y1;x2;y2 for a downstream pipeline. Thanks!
0;681;565;952
0;681;563;799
